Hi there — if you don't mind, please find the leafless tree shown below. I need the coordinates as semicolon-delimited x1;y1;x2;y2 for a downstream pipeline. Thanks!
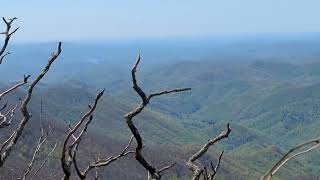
0;42;61;167
60;90;136;180
0;17;62;169
1;16;320;180
187;124;231;180
19;123;57;180
124;54;191;180
61;90;105;180
0;17;19;62
18;99;58;180
0;17;28;130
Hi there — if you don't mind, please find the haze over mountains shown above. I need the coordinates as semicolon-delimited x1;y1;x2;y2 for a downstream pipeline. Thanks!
2;33;320;179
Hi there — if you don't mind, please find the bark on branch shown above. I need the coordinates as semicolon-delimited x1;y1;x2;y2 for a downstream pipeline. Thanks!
0;75;31;101
79;135;135;179
0;42;62;167
19;123;55;180
61;90;105;180
61;88;136;180
0;17;19;62
125;54;191;180
261;138;320;180
187;124;231;180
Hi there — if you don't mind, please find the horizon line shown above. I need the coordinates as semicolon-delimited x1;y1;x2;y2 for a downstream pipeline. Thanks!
10;31;320;44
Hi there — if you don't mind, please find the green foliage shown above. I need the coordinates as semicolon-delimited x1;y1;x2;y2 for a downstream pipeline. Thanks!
32;59;320;178
6;40;320;178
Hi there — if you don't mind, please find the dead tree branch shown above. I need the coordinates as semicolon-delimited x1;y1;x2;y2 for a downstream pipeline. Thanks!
0;17;19;62
61;87;135;180
20;124;54;180
0;42;62;167
0;75;31;101
79;135;135;179
61;90;105;180
261;138;320;180
124;54;191;180
0;99;21;128
203;151;224;180
187;124;231;180
30;141;58;180
0;52;10;64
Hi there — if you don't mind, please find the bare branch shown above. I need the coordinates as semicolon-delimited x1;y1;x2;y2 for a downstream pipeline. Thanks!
0;75;31;101
81;135;135;178
158;163;176;173
187;124;231;180
0;42;62;167
149;88;192;99
61;90;105;180
0;17;18;58
30;140;58;180
125;54;191;179
0;52;10;64
0;101;8;112
62;94;135;180
0;99;20;128
207;151;224;180
20;124;54;180
261;138;320;180
94;167;100;180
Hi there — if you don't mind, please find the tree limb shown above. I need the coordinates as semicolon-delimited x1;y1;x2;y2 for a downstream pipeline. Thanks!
0;17;18;60
30;140;58;180
261;138;320;180
20;124;54;180
0;75;31;101
0;99;21;128
61;90;105;180
125;54;191;179
0;42;62;167
187;124;231;180
80;135;135;178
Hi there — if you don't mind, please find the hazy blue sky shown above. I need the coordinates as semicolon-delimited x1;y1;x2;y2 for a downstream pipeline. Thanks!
1;0;320;42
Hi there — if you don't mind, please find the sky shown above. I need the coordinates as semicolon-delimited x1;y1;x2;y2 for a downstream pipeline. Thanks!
1;0;320;42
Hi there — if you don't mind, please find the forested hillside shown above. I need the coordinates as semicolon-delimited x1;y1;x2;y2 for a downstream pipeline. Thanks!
2;36;320;179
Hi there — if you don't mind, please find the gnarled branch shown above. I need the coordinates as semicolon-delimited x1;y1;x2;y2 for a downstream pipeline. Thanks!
60;88;135;180
125;54;191;180
61;90;105;180
0;42;62;167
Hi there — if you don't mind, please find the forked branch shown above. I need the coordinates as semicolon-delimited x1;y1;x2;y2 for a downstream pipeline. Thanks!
79;135;135;179
20;123;54;180
125;54;191;180
0;17;19;61
187;124;231;180
203;151;224;180
61;90;105;180
0;42;62;167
